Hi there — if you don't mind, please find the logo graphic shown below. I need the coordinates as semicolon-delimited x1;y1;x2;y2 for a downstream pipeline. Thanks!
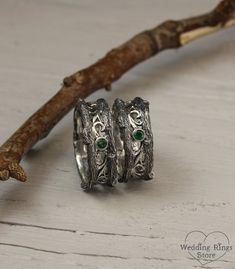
180;231;232;266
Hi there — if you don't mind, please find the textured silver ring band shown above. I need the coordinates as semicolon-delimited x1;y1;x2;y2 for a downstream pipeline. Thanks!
73;98;118;190
113;97;154;182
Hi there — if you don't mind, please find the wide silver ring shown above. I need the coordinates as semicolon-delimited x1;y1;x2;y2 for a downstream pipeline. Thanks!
112;97;154;182
73;98;118;190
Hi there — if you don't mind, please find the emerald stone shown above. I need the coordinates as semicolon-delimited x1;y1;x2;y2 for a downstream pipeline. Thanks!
132;129;145;141
96;137;108;150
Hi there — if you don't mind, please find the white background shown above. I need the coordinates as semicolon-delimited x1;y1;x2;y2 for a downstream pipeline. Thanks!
0;0;234;268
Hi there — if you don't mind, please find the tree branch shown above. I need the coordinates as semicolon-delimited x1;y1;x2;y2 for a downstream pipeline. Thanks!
0;0;235;182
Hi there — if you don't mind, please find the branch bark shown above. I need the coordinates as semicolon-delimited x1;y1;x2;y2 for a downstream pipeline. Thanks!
0;0;235;182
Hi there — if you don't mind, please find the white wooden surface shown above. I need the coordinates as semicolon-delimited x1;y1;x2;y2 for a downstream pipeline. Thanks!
0;0;235;268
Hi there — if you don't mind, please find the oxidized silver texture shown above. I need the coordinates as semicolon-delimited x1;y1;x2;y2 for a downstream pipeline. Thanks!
112;97;154;182
73;98;118;190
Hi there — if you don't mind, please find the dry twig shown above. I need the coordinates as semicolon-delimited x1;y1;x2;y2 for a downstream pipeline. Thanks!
0;0;235;182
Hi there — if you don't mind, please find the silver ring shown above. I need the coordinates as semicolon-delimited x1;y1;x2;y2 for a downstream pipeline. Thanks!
112;97;154;182
73;98;118;190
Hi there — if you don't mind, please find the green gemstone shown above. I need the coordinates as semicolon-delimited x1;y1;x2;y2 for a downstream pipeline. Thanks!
132;129;145;141
96;137;108;150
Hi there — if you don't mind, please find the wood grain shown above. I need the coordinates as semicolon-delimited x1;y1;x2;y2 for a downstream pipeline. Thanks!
0;0;235;268
0;0;235;182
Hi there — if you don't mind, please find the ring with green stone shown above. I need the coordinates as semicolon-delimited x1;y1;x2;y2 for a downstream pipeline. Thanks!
113;97;154;182
73;98;118;190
